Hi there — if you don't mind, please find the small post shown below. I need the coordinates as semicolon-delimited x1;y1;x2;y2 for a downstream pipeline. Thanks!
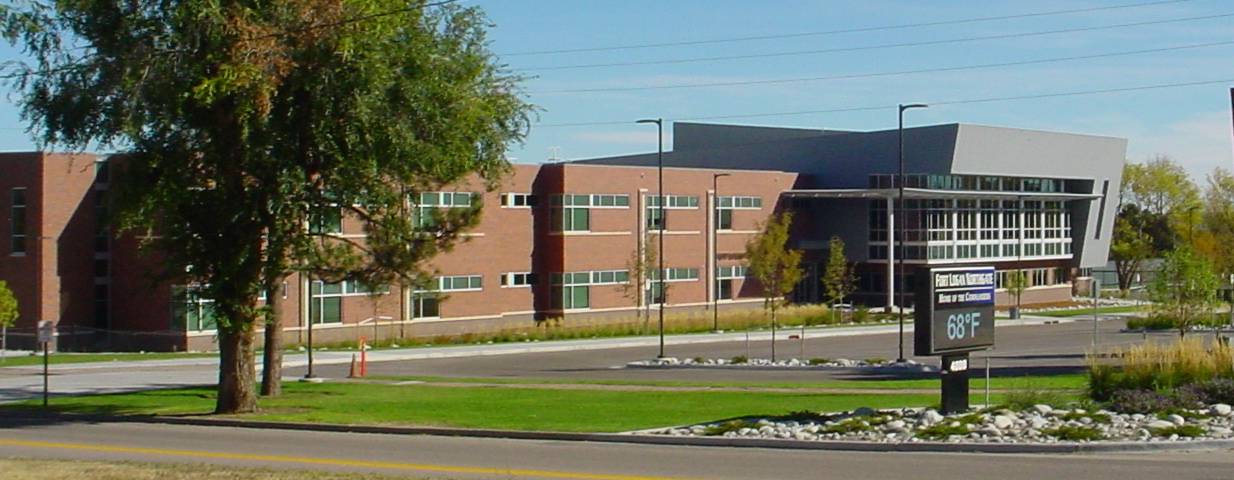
940;353;970;414
1092;279;1100;348
42;340;49;408
984;354;991;409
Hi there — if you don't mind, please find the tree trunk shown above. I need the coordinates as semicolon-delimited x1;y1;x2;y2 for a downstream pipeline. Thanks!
260;280;284;397
770;304;777;362
217;324;257;414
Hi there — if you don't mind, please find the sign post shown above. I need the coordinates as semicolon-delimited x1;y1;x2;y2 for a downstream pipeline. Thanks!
915;266;996;414
37;321;53;408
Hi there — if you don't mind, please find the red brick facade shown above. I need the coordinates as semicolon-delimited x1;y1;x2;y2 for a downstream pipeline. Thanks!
1;152;1076;351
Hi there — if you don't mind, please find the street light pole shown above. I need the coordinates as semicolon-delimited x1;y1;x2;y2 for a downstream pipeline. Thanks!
897;103;928;363
638;118;666;358
712;173;731;332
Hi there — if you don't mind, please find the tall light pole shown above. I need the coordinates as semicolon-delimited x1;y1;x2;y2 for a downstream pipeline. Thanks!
712;172;731;332
897;103;928;363
638;118;666;358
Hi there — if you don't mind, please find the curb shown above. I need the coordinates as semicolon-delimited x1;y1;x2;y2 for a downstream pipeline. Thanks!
10;412;1234;455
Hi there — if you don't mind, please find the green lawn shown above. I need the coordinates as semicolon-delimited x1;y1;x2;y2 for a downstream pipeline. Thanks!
7;382;1042;433
372;373;1088;391
0;352;215;368
1032;305;1146;318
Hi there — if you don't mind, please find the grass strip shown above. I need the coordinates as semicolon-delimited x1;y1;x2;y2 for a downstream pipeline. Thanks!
0;352;215;368
3;382;1000;433
369;373;1088;391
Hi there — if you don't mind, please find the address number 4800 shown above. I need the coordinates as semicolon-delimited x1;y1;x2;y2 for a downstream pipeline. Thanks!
945;312;983;340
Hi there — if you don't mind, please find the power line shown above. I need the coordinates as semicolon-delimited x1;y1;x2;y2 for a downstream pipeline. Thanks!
533;40;1234;94
500;0;1194;56
535;78;1234;128
519;12;1234;72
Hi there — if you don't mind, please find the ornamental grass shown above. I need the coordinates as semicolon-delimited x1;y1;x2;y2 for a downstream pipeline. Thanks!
1088;338;1234;402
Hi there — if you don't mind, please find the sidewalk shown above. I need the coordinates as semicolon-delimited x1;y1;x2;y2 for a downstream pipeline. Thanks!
10;315;1087;373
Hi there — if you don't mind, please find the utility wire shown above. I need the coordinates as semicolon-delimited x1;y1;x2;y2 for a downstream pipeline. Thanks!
519;12;1234;72
535;77;1234;128
500;0;1195;56
533;40;1234;94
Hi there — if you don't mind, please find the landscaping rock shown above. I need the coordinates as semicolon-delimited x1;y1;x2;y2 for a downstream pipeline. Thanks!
920;410;945;426
993;415;1015;430
655;401;1234;445
1146;420;1176;430
1033;404;1053;415
1211;404;1232;417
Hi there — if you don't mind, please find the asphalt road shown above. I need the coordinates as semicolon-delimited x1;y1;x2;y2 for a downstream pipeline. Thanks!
0;419;1231;480
290;318;1174;382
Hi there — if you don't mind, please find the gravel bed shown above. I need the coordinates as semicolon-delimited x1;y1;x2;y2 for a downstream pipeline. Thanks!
651;403;1234;444
628;357;937;372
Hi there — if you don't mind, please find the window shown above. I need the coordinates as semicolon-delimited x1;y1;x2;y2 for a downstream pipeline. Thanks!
309;208;342;234
715;209;733;230
94;190;109;253
648;195;699;209
345;281;389;295
652;267;700;282
310;281;343;324
412;294;440;318
94;284;109;328
553;206;590;232
501;193;536;208
415;191;475;228
502;272;536;287
647;207;666;230
172;286;218;331
94;160;110;184
718;196;762;209
11;188;26;255
435;275;483;291
716;279;733;300
717;265;749;279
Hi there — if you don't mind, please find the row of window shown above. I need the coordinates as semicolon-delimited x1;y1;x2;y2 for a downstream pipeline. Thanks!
174;265;748;330
993;268;1071;289
869;174;1073;193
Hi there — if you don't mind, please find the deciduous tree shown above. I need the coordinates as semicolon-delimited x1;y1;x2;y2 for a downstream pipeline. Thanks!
3;1;531;412
822;236;856;320
1149;247;1219;337
0;281;17;363
746;212;803;361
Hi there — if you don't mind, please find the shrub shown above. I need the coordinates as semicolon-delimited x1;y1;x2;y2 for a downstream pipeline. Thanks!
1124;315;1178;331
1044;425;1104;441
822;419;871;434
1150;424;1206;438
807;358;832;366
851;308;870;324
775;410;828;423
1126;314;1228;331
1182;378;1234;405
916;422;969;440
703;419;757;436
863;357;888;365
691;356;705;363
730;355;749;364
1108;389;1180;414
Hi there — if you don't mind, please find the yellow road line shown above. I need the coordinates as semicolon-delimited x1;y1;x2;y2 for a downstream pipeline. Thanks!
0;438;686;480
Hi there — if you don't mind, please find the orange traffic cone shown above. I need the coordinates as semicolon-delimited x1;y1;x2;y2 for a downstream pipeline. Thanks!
348;354;357;378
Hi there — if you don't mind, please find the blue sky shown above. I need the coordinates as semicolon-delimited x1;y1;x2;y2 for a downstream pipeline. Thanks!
3;0;1233;179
